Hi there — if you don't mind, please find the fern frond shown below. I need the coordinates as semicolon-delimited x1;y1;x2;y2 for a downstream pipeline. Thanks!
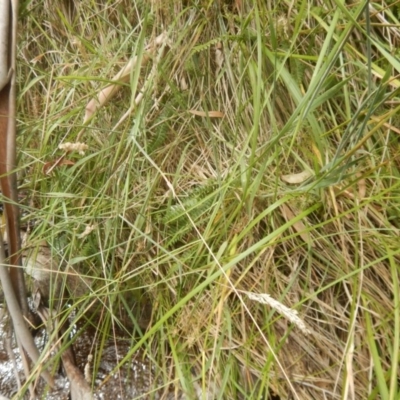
161;183;218;247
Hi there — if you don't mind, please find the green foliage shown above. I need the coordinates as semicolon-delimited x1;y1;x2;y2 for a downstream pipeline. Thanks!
10;0;400;398
160;183;218;247
146;105;173;155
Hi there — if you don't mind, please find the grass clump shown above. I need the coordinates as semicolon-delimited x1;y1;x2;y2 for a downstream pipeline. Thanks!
12;0;400;399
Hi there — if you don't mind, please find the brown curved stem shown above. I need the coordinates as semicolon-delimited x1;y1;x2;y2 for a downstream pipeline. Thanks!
0;81;29;316
0;0;54;390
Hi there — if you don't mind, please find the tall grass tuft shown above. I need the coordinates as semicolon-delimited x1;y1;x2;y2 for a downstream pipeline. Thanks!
13;1;400;398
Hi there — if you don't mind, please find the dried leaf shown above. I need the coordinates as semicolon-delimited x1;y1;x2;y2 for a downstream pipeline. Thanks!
180;76;188;90
215;42;224;70
281;170;313;184
189;110;224;118
280;203;314;246
358;176;366;199
43;158;75;175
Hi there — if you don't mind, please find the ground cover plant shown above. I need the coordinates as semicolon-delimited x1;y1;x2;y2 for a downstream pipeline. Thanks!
4;0;400;398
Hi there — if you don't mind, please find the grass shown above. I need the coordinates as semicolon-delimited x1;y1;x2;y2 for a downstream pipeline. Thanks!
11;0;400;398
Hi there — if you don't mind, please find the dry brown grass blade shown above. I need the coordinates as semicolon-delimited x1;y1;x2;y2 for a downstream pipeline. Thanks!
83;31;168;124
189;110;225;118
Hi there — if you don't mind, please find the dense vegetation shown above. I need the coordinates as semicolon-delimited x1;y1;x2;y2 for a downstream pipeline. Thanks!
9;0;400;398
